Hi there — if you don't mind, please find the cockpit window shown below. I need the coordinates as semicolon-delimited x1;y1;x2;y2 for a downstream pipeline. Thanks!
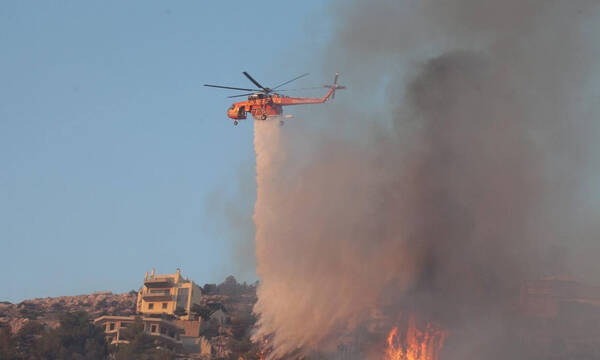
229;105;235;110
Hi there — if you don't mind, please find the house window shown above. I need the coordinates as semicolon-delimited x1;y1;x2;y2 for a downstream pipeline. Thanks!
109;323;115;331
148;303;154;310
151;324;157;333
162;302;167;309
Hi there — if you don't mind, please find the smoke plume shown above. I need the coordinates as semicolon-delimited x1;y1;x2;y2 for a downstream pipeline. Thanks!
252;1;600;359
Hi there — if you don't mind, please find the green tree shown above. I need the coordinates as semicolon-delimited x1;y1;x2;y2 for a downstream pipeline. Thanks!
227;336;261;360
14;321;45;359
0;324;17;360
199;318;220;339
229;312;257;340
218;276;240;296
31;311;108;360
191;304;213;321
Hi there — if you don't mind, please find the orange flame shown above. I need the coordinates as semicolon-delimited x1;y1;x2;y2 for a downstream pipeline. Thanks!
258;337;270;360
384;316;447;360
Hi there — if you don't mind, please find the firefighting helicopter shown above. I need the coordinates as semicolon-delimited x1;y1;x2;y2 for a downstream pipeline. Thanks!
204;72;345;125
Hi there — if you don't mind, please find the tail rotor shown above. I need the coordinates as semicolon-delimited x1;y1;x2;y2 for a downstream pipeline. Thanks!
324;72;346;100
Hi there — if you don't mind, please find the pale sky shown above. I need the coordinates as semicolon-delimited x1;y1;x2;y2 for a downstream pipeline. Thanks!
0;0;331;302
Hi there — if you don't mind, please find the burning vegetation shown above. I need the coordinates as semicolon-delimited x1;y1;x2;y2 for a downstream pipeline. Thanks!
384;317;447;360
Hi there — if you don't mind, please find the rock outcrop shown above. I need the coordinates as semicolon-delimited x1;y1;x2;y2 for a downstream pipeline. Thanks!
0;291;137;333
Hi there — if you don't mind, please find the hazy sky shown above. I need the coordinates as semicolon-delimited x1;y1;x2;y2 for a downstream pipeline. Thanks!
0;1;330;302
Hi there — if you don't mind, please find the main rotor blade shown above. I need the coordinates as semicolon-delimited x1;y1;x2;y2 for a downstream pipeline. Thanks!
273;73;310;90
228;93;255;98
276;87;322;92
242;71;268;92
204;84;260;92
224;86;324;99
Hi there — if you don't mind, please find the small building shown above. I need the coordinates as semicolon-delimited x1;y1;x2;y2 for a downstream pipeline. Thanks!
137;268;203;320
173;319;202;338
94;315;184;351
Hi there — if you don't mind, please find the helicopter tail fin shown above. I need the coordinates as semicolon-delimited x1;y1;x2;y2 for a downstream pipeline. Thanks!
324;72;346;100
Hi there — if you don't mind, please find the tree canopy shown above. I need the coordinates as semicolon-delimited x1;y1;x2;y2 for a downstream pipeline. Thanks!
31;311;108;360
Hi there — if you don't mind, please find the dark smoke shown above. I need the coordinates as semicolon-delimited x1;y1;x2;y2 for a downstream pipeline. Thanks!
253;1;600;359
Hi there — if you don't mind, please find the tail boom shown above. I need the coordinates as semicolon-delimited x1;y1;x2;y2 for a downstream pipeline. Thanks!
275;72;346;106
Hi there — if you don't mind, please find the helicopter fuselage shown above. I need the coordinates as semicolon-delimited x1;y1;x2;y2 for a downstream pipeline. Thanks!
205;72;345;123
227;89;338;121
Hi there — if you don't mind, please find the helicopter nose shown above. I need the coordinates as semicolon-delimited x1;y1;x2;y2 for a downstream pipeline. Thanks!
227;108;237;119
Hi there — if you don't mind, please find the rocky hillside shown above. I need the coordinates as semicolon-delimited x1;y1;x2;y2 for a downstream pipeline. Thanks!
0;291;137;333
0;277;260;359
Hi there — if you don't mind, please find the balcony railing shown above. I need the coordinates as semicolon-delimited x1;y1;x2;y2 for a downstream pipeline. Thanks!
144;278;174;288
142;293;174;301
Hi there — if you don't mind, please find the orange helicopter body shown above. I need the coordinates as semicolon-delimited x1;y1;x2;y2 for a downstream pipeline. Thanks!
226;90;336;121
205;72;345;124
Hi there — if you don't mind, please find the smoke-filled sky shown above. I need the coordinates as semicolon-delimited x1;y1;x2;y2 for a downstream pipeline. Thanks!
252;1;600;359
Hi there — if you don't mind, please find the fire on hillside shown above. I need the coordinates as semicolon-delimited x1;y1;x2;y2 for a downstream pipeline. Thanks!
384;316;447;360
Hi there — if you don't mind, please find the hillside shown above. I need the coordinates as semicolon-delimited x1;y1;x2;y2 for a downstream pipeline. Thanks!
0;276;260;359
0;291;137;334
